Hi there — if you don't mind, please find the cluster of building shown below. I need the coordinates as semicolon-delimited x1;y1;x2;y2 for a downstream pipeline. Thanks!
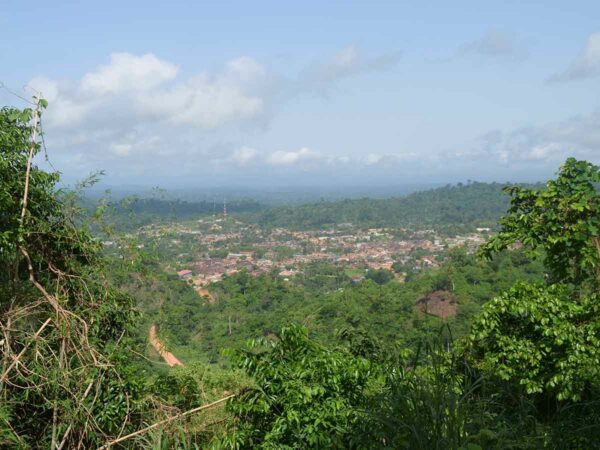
162;220;490;287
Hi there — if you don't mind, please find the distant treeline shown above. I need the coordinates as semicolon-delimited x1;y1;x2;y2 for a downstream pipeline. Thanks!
121;197;262;216
96;197;263;230
100;182;541;234
245;181;531;233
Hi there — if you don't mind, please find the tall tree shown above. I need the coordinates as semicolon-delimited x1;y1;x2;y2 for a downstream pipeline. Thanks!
470;158;600;404
479;158;600;290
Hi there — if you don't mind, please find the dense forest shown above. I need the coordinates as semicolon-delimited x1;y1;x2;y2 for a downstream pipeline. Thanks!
88;197;262;231
2;100;600;448
100;181;529;235
245;182;520;233
149;250;545;363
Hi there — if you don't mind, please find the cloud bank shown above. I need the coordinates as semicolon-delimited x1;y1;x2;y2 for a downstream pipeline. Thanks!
456;110;600;168
22;40;600;186
28;47;401;180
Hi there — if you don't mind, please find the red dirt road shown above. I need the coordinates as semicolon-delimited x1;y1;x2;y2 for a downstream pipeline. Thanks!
149;325;184;367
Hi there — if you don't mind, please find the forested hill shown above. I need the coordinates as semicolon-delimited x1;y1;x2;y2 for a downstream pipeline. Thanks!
98;182;538;234
247;182;525;232
95;197;263;230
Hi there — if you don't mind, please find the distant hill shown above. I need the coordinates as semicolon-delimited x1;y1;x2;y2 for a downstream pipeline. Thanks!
121;197;262;216
96;182;541;235
246;182;528;234
91;197;263;230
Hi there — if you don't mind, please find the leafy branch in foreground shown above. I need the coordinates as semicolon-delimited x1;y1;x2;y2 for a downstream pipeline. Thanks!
221;325;377;449
0;101;143;448
468;282;600;401
479;157;600;290
470;158;600;408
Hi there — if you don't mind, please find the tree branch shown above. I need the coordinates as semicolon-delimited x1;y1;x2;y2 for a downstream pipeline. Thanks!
97;394;236;449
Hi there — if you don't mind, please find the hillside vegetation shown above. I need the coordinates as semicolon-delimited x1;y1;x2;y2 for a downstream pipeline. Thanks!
154;250;544;363
247;182;519;233
100;181;529;236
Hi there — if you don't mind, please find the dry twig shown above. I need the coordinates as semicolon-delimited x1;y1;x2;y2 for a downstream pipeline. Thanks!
98;394;236;449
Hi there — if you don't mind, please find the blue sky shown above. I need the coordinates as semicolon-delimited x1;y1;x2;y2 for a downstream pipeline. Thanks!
2;0;600;187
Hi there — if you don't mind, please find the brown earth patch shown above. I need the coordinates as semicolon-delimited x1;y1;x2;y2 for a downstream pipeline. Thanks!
415;290;457;319
195;287;216;304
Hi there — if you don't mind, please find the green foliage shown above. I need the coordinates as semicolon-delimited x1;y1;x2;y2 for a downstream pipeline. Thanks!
248;182;518;235
151;250;543;365
93;196;263;232
480;157;600;289
469;282;600;401
212;158;600;449
1;105;63;271
150;362;248;411
372;336;489;450
123;197;261;216
464;158;600;447
0;103;146;448
470;159;600;405
221;325;378;449
221;325;507;449
73;152;600;448
272;245;295;261
365;268;395;284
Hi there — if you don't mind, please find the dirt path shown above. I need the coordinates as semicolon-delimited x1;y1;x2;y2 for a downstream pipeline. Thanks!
149;324;184;367
195;287;216;304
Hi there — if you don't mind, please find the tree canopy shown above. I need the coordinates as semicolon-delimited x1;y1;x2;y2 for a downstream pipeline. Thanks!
479;157;600;289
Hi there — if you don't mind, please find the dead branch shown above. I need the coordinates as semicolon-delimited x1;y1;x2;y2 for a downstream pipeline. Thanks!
20;247;61;312
97;394;236;449
56;378;96;450
0;317;52;384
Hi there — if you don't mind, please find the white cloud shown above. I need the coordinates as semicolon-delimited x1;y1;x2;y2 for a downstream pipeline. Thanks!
137;73;264;129
81;53;179;94
267;147;321;166
26;48;403;180
45;97;95;128
225;56;267;85
523;143;562;161
28;76;59;101
29;77;94;127
361;152;419;166
31;53;270;135
230;146;258;166
334;156;351;164
137;56;270;129
365;153;383;165
550;32;600;81
463;110;600;165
